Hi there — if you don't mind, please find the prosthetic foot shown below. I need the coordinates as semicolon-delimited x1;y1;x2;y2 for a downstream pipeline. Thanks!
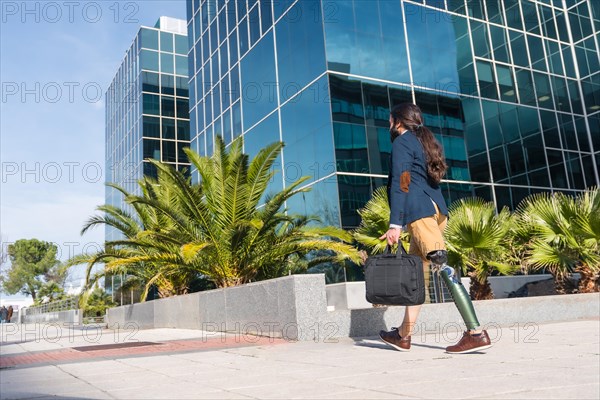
427;250;480;331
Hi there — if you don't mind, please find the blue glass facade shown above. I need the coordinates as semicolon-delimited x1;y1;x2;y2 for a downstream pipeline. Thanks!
105;17;191;242
186;0;599;229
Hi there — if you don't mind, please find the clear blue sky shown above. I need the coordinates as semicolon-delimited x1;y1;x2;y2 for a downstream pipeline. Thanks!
0;0;187;299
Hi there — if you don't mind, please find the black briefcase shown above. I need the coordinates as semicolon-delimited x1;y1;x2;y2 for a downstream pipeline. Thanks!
365;244;425;306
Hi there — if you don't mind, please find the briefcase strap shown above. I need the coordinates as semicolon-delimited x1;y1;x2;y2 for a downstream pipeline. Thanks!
385;244;409;258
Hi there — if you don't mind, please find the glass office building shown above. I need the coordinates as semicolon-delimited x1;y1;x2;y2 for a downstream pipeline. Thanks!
186;0;599;230
105;17;191;242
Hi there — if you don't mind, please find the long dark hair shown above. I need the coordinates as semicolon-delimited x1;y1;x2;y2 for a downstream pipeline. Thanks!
390;103;447;184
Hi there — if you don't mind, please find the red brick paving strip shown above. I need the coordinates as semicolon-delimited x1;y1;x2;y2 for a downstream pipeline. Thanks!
0;336;287;368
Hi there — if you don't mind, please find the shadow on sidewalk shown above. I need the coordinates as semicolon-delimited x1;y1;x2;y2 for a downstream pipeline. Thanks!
347;307;447;351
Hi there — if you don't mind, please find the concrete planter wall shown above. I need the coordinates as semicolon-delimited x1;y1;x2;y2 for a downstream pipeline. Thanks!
107;274;327;340
326;274;559;311
106;274;599;341
326;281;372;310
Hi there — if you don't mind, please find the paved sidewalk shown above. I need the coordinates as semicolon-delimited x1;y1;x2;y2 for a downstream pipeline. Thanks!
1;319;598;399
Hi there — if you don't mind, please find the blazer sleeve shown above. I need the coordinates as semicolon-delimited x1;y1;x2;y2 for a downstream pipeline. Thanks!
389;137;414;226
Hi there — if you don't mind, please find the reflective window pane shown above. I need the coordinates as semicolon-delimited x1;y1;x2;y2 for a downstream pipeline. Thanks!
162;96;175;117
489;25;509;63
362;82;389;128
539;5;558;41
540;110;561;148
567;153;586;190
366;126;392;175
330;75;364;124
178;142;189;164
176;98;189;119
338;174;370;229
141;50;159;72
471;21;491;58
574;117;590;152
507;141;527;177
505;0;523;30
176;76;189;97
175;34;188;55
497;65;516;102
240;31;276;130
489;147;509;183
160;31;173;52
162;118;176;139
581;75;600;114
551;76;571;113
260;0;272;34
239;17;249;57
249;5;260;46
548;150;568;188
469;153;491;182
281;76;335;186
143;93;160;115
546;40;564;76
569;5;594;42
517;106;540;138
521;1;540;34
406;4;459;92
466;0;485;19
274;0;294;20
143;116;160;138
161;53;174;74
483;100;502;148
177;120;190;141
527;35;547;72
161;74;175;96
448;0;466;15
276;1;326;103
477;60;498;100
142;72;160;93
163;140;177;162
516;68;536;106
176;55;188;76
287;178;342;228
509;32;528;67
485;0;504;25
333;122;368;173
140;28;159;50
463;97;486;156
143;138;161;160
232;100;242;137
558;113;578;151
533;72;553;109
379;0;410;84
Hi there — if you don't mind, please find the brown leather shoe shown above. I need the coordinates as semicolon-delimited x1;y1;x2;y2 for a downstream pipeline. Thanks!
446;330;492;354
379;327;411;352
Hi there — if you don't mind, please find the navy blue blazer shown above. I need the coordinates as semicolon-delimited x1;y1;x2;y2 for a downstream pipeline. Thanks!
387;131;448;226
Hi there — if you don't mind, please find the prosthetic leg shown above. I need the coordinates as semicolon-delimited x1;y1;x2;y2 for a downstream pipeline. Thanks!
427;250;480;331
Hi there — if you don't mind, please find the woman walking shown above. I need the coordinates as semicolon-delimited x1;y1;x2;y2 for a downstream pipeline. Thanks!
378;103;492;354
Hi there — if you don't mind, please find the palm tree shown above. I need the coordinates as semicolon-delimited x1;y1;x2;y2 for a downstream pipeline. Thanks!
81;286;117;318
66;180;198;300
444;198;517;300
69;137;361;296
133;136;361;287
516;189;600;294
354;189;516;300
570;188;600;292
353;186;411;255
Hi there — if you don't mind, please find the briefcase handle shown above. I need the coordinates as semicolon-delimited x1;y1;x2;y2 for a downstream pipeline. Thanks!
385;244;409;257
